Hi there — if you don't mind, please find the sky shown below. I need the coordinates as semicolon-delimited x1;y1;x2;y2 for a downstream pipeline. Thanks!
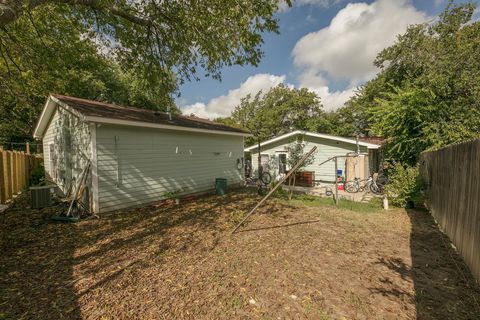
178;0;476;119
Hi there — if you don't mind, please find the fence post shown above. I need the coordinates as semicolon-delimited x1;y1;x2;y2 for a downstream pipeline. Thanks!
5;151;12;200
0;150;5;204
26;142;30;155
25;154;30;187
20;153;25;190
12;152;18;194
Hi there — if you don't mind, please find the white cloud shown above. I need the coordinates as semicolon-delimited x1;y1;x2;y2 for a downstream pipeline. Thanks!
298;72;355;110
291;0;428;109
181;74;287;119
293;0;428;84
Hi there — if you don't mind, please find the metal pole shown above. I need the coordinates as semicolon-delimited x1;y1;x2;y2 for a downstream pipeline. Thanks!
257;139;262;188
334;156;339;206
232;146;317;234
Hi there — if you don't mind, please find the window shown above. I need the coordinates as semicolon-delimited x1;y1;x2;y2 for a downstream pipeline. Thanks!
278;153;287;174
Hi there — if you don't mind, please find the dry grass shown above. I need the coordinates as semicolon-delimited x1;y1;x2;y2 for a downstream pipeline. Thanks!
0;190;479;319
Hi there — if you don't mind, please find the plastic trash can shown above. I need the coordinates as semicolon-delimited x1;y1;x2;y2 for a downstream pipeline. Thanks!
215;178;227;196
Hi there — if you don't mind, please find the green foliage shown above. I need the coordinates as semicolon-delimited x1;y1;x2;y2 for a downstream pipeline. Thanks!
0;1;285;143
231;84;324;146
306;107;361;137
29;162;45;186
0;5;178;143
386;163;424;208
372;87;439;164
347;2;480;164
275;192;383;213
286;141;315;171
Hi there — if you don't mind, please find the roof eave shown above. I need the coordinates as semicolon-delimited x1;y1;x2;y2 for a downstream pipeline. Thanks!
33;95;88;139
33;96;56;139
244;130;381;152
85;116;252;137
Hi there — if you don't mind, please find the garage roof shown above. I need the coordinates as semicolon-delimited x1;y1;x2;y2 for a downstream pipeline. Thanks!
34;94;250;138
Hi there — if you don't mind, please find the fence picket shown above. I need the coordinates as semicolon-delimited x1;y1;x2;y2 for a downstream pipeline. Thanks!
420;139;480;282
0;150;43;204
5;152;12;200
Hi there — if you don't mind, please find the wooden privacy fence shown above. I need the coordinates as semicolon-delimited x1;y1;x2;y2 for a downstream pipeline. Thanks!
420;139;480;282
0;148;43;204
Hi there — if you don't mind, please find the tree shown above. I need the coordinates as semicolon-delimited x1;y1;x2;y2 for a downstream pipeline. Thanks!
344;2;480;164
0;0;288;143
0;6;177;144
285;140;314;199
1;0;287;96
232;84;324;146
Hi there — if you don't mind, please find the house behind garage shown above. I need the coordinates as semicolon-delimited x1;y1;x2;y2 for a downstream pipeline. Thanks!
244;131;382;183
34;94;249;213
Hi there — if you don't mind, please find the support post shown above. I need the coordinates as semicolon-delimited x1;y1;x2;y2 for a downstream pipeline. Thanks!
334;156;339;206
257;139;262;188
5;152;12;200
26;142;30;155
12;152;17;194
232;146;317;234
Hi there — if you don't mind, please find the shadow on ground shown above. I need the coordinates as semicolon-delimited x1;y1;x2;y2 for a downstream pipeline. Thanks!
0;191;245;319
374;208;480;319
1;191;480;319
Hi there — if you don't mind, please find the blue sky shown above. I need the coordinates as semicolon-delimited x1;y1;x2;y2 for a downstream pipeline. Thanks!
179;0;476;118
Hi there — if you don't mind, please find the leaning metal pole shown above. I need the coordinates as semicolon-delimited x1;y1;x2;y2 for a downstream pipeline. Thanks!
232;146;318;234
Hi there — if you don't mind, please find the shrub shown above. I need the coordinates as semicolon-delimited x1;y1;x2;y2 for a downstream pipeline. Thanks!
29;164;45;186
385;163;424;208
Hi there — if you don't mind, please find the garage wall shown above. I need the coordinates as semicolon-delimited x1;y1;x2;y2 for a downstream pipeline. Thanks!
42;105;92;195
249;134;369;182
95;124;245;212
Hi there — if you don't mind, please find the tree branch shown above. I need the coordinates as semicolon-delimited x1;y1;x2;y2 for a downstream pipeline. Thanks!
0;0;153;28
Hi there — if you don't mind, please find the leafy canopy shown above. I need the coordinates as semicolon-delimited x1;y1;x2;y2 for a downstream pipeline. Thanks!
0;5;176;143
1;0;286;95
0;0;288;143
347;2;480;164
230;84;324;146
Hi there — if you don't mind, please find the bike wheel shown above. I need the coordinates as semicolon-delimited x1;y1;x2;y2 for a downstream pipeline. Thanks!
261;172;272;185
345;181;358;193
370;183;382;195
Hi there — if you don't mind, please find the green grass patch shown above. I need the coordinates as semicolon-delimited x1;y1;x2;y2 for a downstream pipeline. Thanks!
275;192;383;213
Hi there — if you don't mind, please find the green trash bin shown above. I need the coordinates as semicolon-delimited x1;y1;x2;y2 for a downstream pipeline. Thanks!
215;178;227;196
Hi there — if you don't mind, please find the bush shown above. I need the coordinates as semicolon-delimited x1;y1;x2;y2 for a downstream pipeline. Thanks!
385;163;424;208
29;164;45;186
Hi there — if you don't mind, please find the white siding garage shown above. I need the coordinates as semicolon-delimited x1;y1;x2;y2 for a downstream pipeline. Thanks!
95;125;244;212
34;94;249;213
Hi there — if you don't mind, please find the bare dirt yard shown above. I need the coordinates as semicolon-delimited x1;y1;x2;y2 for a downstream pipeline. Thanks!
1;190;479;319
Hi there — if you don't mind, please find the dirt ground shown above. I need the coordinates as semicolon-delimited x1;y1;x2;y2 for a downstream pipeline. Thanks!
1;191;479;319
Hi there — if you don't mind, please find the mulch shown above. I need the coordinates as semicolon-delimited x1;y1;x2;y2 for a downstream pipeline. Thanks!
0;191;479;319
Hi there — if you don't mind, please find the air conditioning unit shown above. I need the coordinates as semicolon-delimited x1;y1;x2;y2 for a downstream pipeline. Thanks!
30;185;53;209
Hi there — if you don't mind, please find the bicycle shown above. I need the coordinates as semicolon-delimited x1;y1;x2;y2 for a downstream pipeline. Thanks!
345;175;386;194
245;171;272;187
344;177;368;193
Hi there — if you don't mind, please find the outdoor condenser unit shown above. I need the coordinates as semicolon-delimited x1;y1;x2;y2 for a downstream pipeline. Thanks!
30;185;53;209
